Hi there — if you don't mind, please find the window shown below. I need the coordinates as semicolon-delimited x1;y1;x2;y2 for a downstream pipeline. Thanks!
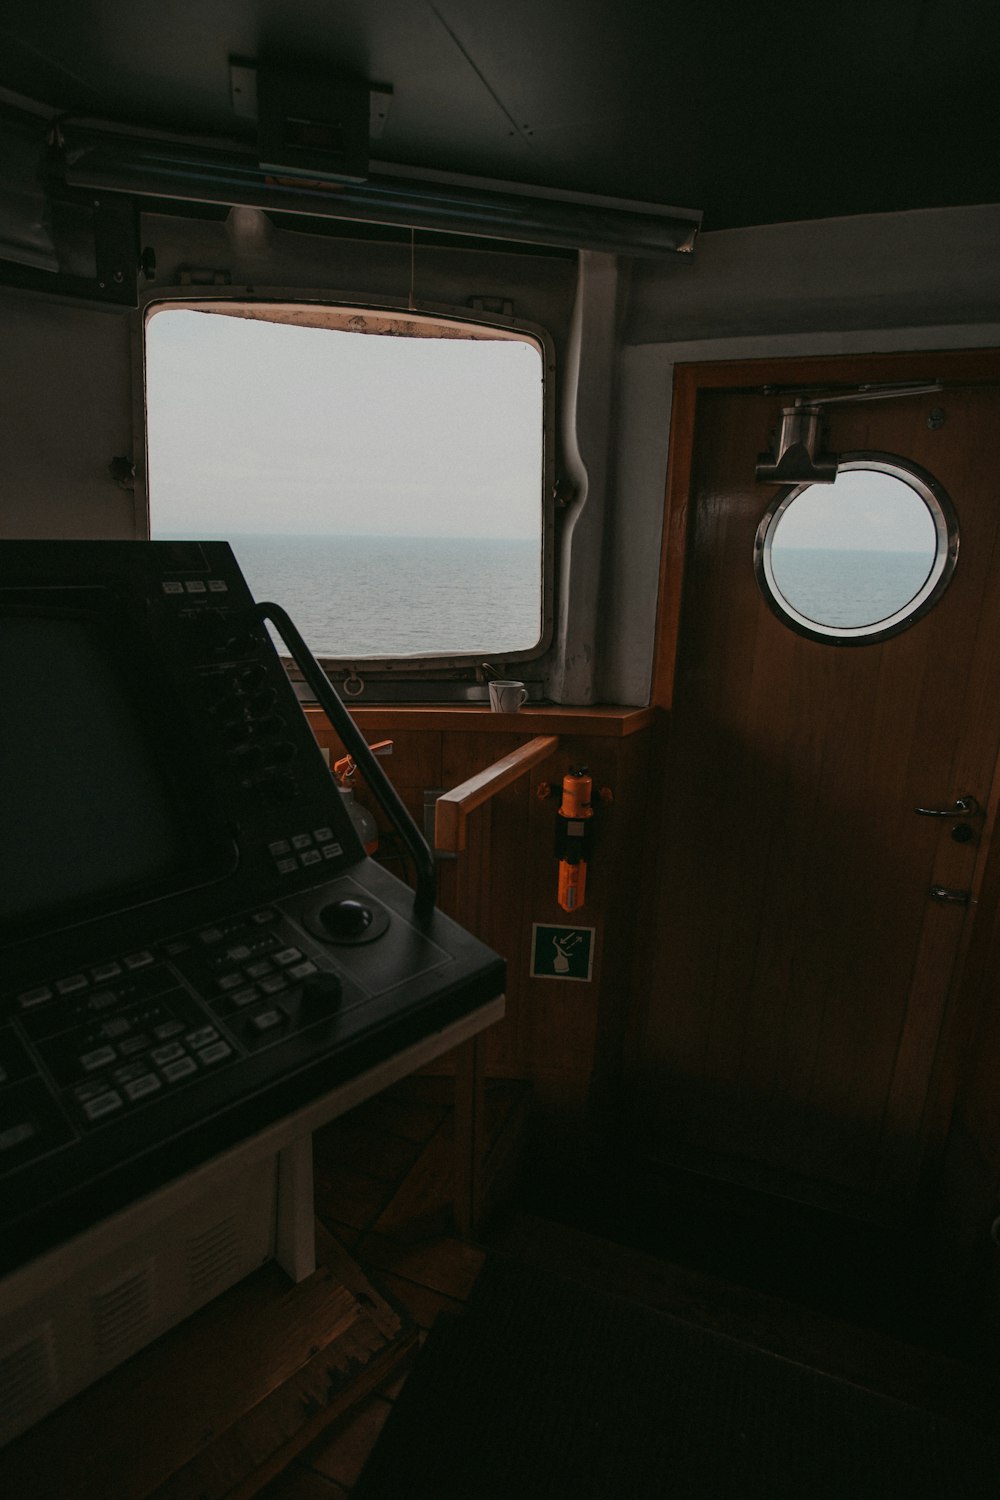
143;302;550;678
753;456;959;644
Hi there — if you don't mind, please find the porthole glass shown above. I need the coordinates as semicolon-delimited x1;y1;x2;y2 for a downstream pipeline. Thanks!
754;455;959;643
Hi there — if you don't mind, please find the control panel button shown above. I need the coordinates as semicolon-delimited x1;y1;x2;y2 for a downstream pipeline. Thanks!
123;951;155;971
186;1026;220;1049
230;986;259;1007
124;1074;162;1102
153;1021;185;1040
150;1042;185;1066
250;1008;286;1033
197;1041;232;1066
119;1035;150;1056
273;947;303;967
0;1121;38;1153
91;961;123;983
313;827;335;843
56;974;89;996
276;858;298;875
75;1081;110;1103
288;960;318;981
82;1091;124;1121
17;986;53;1010
291;834;313;851
258;974;288;995
115;1062;150;1084
162;1057;198;1083
161;580;185;595
80;1046;117;1072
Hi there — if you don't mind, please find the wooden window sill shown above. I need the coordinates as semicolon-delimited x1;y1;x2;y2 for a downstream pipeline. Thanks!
303;704;655;737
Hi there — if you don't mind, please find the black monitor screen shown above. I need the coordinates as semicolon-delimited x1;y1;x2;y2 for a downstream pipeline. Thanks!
0;598;224;940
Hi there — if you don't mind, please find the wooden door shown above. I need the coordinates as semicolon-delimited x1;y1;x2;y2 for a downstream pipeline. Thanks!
634;358;1000;1220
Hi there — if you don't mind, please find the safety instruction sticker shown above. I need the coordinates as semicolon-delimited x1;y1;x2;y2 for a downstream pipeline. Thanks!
530;924;595;982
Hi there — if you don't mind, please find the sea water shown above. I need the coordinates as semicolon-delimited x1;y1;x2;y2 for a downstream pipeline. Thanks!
166;533;543;659
161;535;934;657
769;548;934;628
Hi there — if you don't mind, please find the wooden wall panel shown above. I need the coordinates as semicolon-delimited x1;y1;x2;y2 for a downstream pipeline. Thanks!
305;710;651;1145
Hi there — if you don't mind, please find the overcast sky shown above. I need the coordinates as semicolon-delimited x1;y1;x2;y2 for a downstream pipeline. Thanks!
145;309;543;541
772;469;936;553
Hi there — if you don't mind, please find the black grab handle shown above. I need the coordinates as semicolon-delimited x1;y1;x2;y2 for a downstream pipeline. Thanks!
253;601;437;925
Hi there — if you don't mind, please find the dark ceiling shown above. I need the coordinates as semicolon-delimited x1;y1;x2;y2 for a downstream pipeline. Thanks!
0;0;998;232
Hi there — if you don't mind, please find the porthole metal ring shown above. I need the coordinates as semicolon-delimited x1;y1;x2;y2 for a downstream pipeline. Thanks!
753;452;959;646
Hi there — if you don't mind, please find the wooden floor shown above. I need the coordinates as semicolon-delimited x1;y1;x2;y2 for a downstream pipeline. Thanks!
257;1074;1000;1500
258;1073;497;1499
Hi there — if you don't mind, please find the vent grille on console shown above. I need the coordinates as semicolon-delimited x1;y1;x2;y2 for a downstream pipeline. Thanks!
0;1326;55;1445
93;1266;155;1360
187;1215;240;1299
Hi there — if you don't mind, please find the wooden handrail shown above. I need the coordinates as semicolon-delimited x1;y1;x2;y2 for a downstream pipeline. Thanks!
434;735;559;852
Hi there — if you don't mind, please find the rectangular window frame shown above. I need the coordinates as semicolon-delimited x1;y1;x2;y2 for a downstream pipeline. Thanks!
136;288;556;702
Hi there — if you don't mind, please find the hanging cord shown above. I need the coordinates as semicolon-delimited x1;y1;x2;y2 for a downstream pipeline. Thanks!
409;227;416;311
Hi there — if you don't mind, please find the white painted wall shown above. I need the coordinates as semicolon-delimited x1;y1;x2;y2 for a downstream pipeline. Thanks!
0;290;136;537
626;205;1000;346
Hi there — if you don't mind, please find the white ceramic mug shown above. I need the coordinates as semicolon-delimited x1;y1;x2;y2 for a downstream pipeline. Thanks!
488;679;528;713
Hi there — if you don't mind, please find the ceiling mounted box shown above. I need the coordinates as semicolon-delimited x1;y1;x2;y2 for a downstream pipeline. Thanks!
256;67;370;183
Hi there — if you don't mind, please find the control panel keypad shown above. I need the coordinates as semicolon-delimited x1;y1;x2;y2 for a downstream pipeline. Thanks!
165;911;344;1052
4;906;347;1152
269;827;344;878
6;949;240;1135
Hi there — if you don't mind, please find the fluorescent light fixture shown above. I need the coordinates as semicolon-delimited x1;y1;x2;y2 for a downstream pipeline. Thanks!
58;119;701;257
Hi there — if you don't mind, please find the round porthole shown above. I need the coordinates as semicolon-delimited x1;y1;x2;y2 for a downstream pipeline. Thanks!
753;454;959;644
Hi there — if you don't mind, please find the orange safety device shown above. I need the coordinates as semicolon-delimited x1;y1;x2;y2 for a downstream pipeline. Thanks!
555;767;594;912
332;741;393;856
332;739;393;786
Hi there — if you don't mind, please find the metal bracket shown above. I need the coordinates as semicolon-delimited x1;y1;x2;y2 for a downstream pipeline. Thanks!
0;195;139;307
229;59;393;142
755;403;838;485
92;196;139;302
755;382;944;485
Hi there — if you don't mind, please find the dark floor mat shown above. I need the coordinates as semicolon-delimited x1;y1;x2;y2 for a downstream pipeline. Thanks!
355;1255;1000;1500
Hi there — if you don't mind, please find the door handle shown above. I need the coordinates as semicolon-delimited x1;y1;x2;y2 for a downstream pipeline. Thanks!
929;886;973;905
914;795;981;818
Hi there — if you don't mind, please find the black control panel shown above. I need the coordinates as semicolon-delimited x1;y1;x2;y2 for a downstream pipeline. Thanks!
0;542;505;1275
